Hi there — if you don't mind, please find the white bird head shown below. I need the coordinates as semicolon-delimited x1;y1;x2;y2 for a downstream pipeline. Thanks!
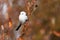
20;11;26;15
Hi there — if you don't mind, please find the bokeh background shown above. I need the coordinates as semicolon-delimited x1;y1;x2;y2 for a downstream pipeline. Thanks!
0;0;60;40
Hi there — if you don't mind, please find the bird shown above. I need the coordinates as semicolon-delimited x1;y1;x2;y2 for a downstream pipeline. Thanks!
16;11;28;31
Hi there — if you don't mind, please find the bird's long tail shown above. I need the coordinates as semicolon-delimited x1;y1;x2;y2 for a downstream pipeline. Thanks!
16;23;21;31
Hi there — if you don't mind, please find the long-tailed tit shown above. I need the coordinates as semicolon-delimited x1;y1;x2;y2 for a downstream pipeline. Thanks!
16;11;28;31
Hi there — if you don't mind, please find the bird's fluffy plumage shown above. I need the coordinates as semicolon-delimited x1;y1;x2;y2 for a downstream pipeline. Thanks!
19;11;28;24
15;11;28;38
16;11;28;31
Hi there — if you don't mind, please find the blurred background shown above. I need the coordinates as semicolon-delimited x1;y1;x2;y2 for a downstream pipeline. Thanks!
0;0;60;40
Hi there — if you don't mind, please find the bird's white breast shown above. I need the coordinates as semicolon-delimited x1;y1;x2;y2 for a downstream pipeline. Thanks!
19;15;28;23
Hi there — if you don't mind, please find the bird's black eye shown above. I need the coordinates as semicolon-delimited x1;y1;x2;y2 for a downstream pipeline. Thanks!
35;5;38;7
22;13;24;15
